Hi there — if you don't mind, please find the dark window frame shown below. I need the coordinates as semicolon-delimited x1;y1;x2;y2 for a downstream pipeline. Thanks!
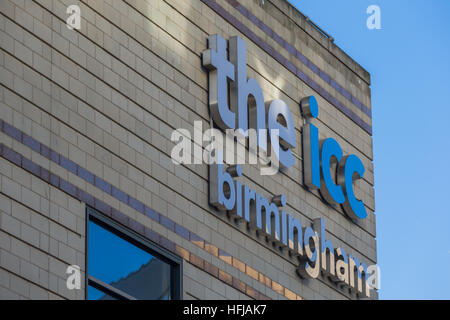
86;206;182;300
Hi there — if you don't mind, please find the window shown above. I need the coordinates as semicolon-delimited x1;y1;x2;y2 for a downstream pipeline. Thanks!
86;207;182;300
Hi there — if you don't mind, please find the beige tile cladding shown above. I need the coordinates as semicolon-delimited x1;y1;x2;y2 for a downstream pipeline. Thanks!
0;156;85;300
0;0;376;300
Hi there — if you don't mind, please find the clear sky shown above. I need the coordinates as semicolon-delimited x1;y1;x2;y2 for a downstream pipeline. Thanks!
288;0;450;299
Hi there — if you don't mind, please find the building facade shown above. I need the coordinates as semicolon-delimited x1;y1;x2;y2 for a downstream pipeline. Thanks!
0;0;376;300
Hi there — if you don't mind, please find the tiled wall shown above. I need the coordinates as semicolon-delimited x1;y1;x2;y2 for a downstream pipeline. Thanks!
0;0;375;300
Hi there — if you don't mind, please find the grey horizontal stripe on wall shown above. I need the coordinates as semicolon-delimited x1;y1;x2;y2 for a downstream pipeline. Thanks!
201;0;372;135
225;0;371;116
0;119;226;270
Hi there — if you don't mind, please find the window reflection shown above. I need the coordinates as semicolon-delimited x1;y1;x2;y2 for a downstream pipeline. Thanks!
87;220;172;300
87;285;117;300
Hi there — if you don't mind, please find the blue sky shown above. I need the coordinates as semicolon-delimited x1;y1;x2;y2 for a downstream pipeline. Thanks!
289;0;450;299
